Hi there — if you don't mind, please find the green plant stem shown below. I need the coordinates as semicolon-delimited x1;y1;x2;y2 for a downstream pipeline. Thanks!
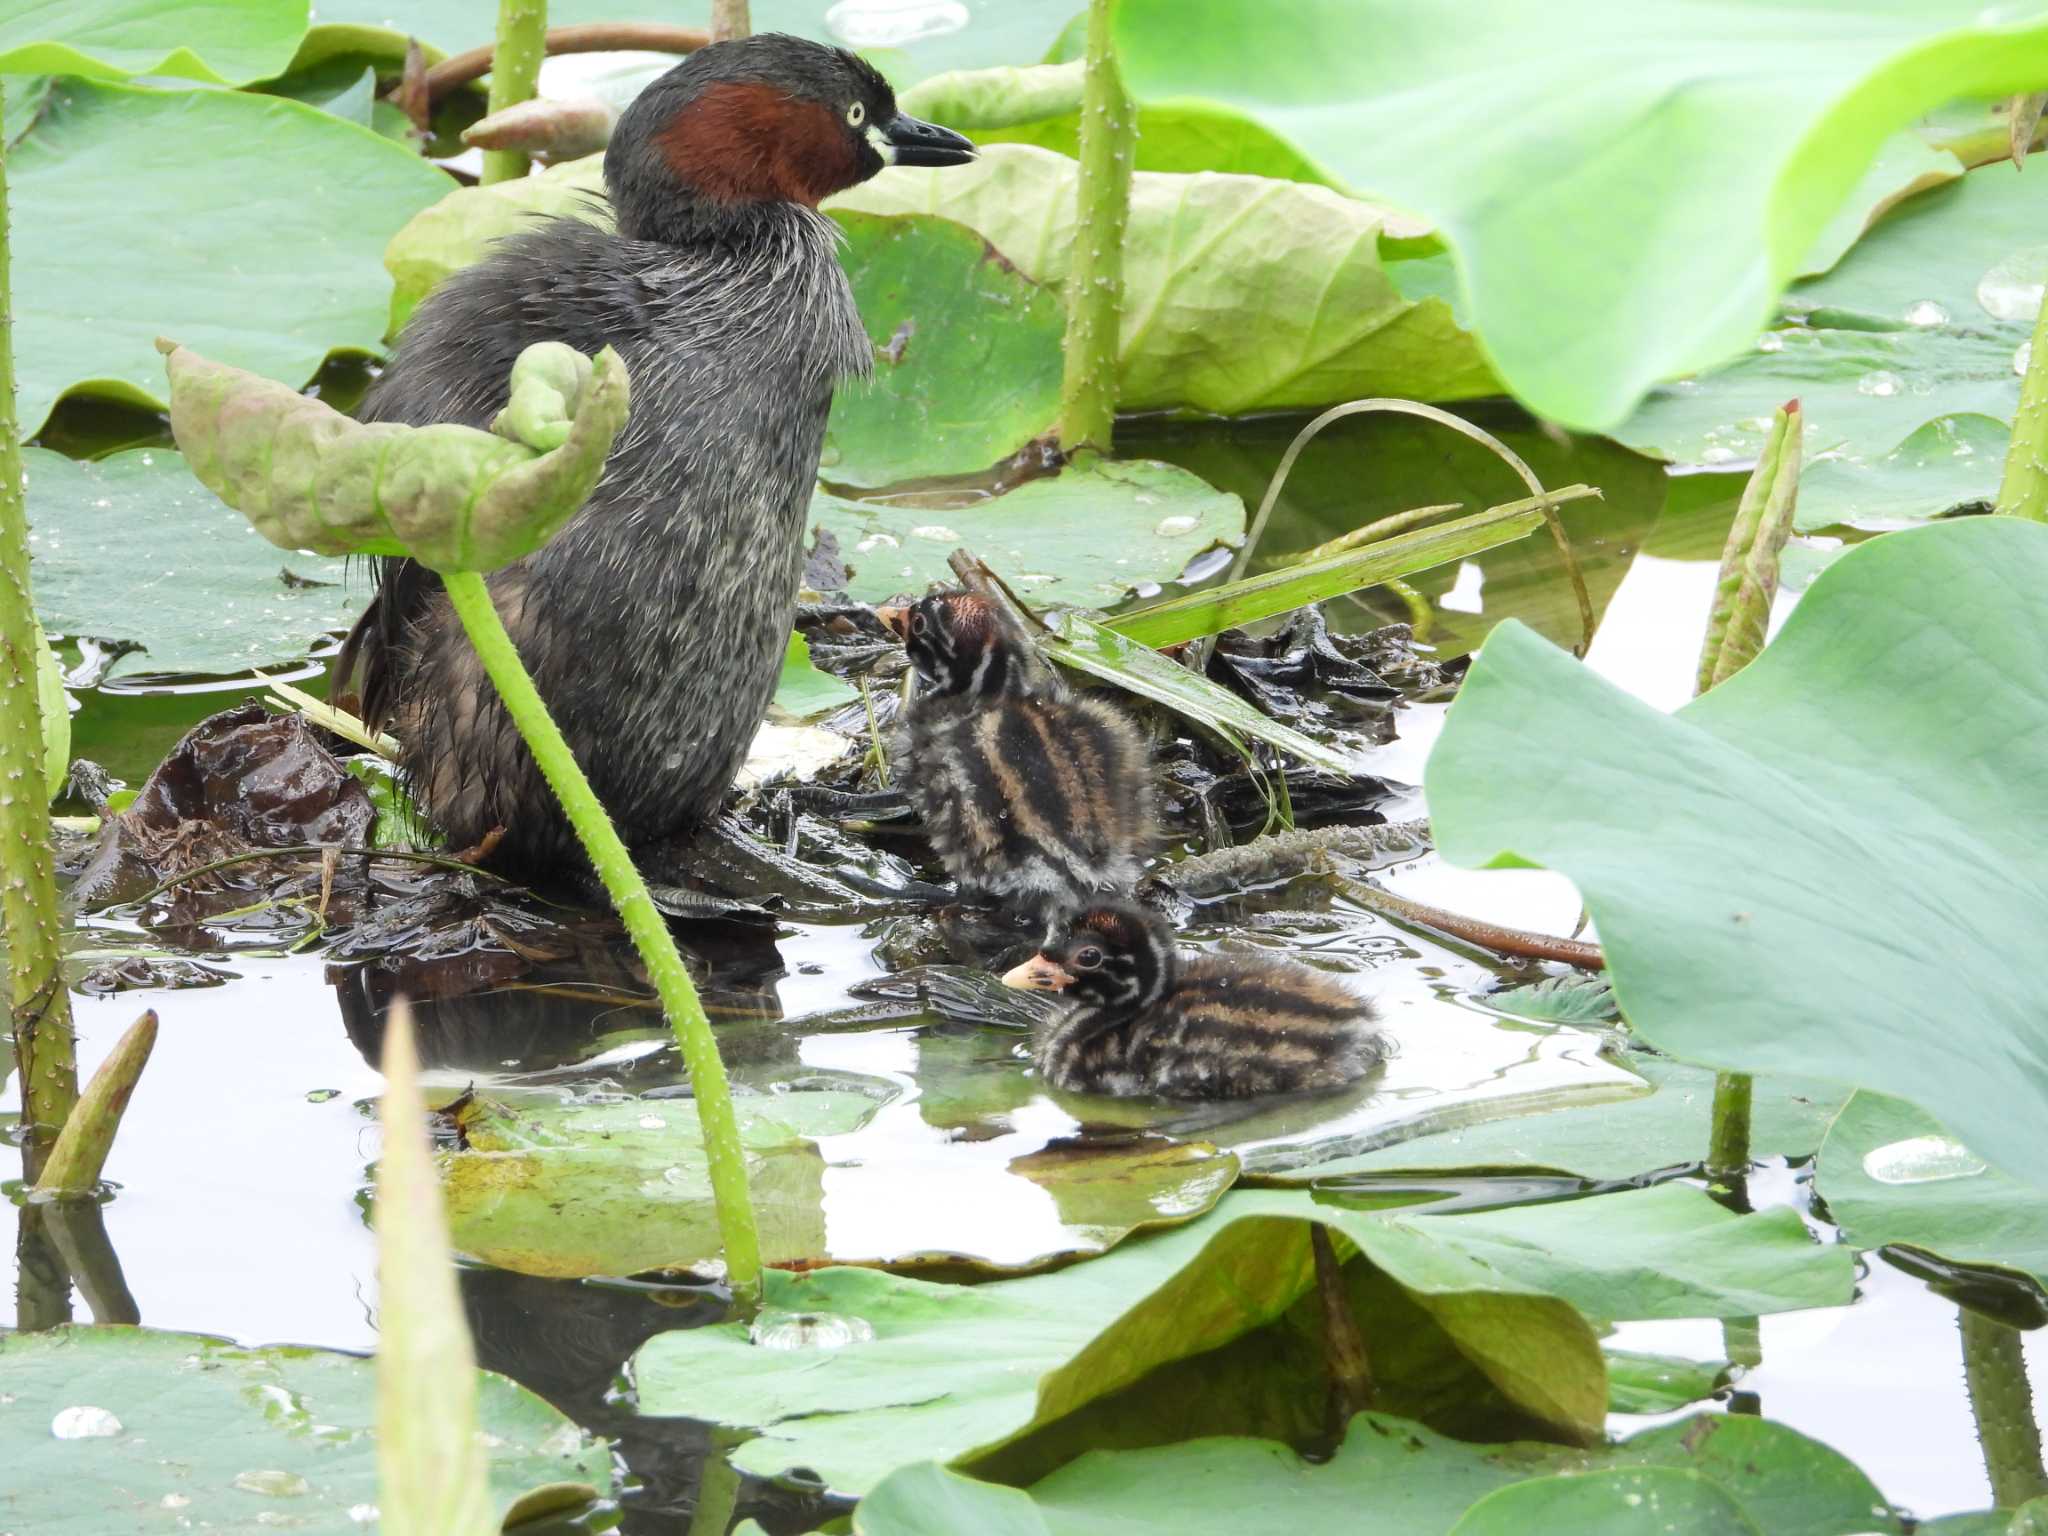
439;570;763;1310
1961;1306;2048;1507
481;0;548;185
0;82;77;1179
1056;0;1134;455
1997;293;2048;521
14;1204;71;1331
1706;1071;1754;1183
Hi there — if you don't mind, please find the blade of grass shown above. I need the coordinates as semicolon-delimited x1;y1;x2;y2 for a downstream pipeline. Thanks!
1217;398;1596;661
1109;488;1593;649
1044;609;1351;772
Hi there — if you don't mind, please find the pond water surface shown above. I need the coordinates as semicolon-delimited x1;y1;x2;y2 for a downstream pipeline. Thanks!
7;407;2040;1532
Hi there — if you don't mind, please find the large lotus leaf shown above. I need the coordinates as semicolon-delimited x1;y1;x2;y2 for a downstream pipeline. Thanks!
0;1327;610;1534
1111;0;2048;431
436;1085;1238;1276
854;1413;1893;1536
635;1180;1848;1492
900;63;1331;183
1427;517;2048;1184
436;1090;877;1278
1449;1468;1759;1535
382;162;1065;487
1796;129;1964;281
1336;1182;1852;1324
162;340;628;574
12;80;450;436
833;145;1498;414
300;0;1077;83
821;210;1066;487
24;446;359;677
1279;1053;1846;1184
0;0;308;83
1604;1351;1728;1416
813;456;1241;606
1816;1091;2048;1291
388;145;1495;426
1616;158;2047;528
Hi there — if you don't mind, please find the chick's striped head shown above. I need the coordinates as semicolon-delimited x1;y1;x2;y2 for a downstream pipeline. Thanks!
1038;901;1175;1012
885;590;1019;698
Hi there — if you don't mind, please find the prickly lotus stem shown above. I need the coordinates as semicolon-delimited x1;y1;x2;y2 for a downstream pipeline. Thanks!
157;339;628;573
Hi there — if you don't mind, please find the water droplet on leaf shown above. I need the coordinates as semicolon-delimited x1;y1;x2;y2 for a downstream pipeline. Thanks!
51;1406;122;1439
234;1470;311;1497
1863;1134;1987;1184
749;1308;876;1350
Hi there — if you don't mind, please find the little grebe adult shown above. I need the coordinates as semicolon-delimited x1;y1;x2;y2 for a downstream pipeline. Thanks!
336;35;973;879
880;590;1155;922
1004;901;1387;1099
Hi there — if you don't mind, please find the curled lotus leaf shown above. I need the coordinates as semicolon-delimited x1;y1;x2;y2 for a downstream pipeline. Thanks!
158;338;629;574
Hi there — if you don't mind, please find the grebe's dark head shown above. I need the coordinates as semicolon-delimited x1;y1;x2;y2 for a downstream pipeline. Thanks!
879;590;1017;699
606;33;973;241
1003;902;1176;1013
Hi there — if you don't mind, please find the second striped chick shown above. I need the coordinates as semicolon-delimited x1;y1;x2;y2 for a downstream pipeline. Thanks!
879;590;1154;922
1003;901;1387;1100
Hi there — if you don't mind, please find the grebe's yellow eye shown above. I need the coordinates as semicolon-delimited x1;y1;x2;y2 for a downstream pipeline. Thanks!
847;101;866;127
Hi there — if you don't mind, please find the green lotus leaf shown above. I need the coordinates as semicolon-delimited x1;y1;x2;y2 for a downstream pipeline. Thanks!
1110;0;2048;431
11;80;452;435
634;1182;1848;1493
383;145;1495;440
852;1413;1892;1536
0;0;309;84
1616;157;2047;529
1816;1091;2048;1292
159;339;629;574
1426;517;2048;1184
0;1327;611;1533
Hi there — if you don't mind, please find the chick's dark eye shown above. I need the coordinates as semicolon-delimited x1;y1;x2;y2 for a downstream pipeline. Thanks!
909;611;928;637
1071;946;1104;971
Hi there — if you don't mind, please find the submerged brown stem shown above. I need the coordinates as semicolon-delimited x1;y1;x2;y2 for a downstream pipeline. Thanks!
421;22;711;102
1331;874;1605;970
1312;1224;1375;1433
